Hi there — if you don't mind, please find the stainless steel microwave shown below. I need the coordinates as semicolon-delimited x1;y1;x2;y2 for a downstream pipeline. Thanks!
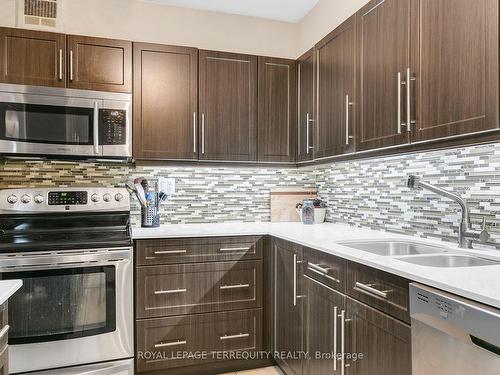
0;83;132;159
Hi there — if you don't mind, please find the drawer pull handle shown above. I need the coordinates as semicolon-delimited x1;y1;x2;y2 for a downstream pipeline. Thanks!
154;250;187;255
308;263;331;274
0;325;9;340
220;283;250;290
220;333;250;340
219;247;250;252
154;288;187;295
308;267;341;283
354;282;391;299
154;339;187;348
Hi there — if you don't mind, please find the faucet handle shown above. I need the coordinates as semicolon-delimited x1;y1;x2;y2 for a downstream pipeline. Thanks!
479;216;490;243
481;216;487;231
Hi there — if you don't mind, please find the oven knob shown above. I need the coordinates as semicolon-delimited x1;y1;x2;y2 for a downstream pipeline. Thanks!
21;195;31;204
114;193;123;202
91;193;100;202
7;195;18;204
103;193;112;202
34;194;44;204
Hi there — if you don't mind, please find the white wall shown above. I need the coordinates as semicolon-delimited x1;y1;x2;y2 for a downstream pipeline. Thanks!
297;0;370;56
0;0;299;58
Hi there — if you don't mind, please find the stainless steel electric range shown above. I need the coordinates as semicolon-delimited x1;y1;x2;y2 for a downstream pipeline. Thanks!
0;187;133;375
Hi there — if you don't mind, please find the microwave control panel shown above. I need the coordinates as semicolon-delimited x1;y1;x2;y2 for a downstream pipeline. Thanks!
100;109;126;145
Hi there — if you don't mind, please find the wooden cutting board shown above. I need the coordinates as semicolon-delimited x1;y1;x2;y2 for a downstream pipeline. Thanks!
270;188;318;222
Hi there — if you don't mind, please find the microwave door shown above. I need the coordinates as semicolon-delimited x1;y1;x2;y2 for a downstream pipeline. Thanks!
0;92;103;157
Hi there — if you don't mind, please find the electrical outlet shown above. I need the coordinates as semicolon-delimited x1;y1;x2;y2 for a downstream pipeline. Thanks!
158;177;175;195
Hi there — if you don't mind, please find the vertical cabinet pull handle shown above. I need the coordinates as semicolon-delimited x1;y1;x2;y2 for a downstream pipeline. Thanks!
333;306;338;371
406;67;415;132
345;95;354;145
93;101;99;154
58;49;63;80
397;72;403;134
293;253;297;306
201;113;205;154
69;50;74;81
306;113;311;153
340;309;346;375
193;112;197;153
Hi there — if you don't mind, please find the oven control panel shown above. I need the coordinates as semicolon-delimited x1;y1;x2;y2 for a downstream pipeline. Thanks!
0;188;130;213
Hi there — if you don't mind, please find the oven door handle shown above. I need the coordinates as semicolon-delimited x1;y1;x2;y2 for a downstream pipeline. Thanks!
0;249;132;271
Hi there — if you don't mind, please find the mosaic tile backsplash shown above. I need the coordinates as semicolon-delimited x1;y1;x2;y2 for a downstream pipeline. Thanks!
0;161;314;226
314;143;500;249
1;142;499;249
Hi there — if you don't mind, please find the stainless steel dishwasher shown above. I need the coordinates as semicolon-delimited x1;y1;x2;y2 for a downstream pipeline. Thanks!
410;283;500;375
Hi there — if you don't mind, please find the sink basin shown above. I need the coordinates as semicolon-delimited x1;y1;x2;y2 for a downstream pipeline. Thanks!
340;240;448;256
396;254;500;268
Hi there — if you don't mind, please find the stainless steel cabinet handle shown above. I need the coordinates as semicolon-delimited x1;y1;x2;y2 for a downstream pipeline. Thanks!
69;50;74;81
93;101;99;154
293;253;298;306
201;113;205;154
397;72;403;134
220;283;250;290
308;262;330;274
354;282;390;299
345;95;354;145
219;247;249;252
307;266;340;284
154;339;187;348
306;113;311;154
220;333;250;340
406;67;415;132
193;112;197;153
340;310;346;375
58;49;63;80
333;306;338;371
154;249;187;255
0;325;9;340
154;288;187;295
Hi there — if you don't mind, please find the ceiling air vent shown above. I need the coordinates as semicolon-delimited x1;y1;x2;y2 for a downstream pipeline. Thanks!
20;0;58;28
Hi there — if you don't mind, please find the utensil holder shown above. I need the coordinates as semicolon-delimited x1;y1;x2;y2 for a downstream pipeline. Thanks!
141;203;160;228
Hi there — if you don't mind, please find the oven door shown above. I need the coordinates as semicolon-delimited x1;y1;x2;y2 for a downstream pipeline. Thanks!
0;248;133;374
0;91;103;157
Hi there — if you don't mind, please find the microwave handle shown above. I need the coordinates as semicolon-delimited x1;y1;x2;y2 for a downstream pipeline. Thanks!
93;101;100;154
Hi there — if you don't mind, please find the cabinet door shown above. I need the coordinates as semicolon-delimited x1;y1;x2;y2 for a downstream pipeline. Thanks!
411;0;499;141
274;240;303;375
297;49;315;162
199;50;257;161
67;35;132;92
346;297;411;375
133;43;198;160
315;15;357;158
0;27;65;87
258;56;297;163
304;277;345;375
356;0;411;151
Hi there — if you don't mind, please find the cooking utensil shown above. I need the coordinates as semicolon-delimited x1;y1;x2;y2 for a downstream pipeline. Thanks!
135;183;148;207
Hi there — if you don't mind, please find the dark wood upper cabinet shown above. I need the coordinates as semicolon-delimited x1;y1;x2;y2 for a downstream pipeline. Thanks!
133;43;198;160
315;15;357;159
199;50;257;161
356;0;411;151
67;35;131;93
411;0;499;142
346;297;412;375
257;56;297;163
297;49;315;162
274;240;303;375
0;27;66;87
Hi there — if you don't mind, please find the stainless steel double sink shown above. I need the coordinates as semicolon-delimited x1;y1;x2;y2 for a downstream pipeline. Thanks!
339;240;500;268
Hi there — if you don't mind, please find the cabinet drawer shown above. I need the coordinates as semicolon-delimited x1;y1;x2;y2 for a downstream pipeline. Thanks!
136;236;263;265
0;303;7;351
136;308;262;373
304;247;346;292
136;260;262;318
347;262;410;323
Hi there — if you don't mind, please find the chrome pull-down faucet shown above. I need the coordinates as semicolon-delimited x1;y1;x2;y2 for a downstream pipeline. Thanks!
407;175;490;249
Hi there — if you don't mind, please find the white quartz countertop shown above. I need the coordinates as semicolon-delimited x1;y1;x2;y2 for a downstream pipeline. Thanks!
0;280;22;306
133;222;500;309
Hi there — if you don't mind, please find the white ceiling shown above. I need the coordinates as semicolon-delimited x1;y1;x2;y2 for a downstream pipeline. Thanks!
141;0;320;22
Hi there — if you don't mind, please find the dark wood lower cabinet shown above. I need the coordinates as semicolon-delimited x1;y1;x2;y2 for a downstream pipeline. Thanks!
346;297;412;375
304;276;345;375
274;240;304;375
0;302;8;375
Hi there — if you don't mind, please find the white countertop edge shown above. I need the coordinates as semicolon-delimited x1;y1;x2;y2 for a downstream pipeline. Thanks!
0;280;22;306
132;222;500;309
